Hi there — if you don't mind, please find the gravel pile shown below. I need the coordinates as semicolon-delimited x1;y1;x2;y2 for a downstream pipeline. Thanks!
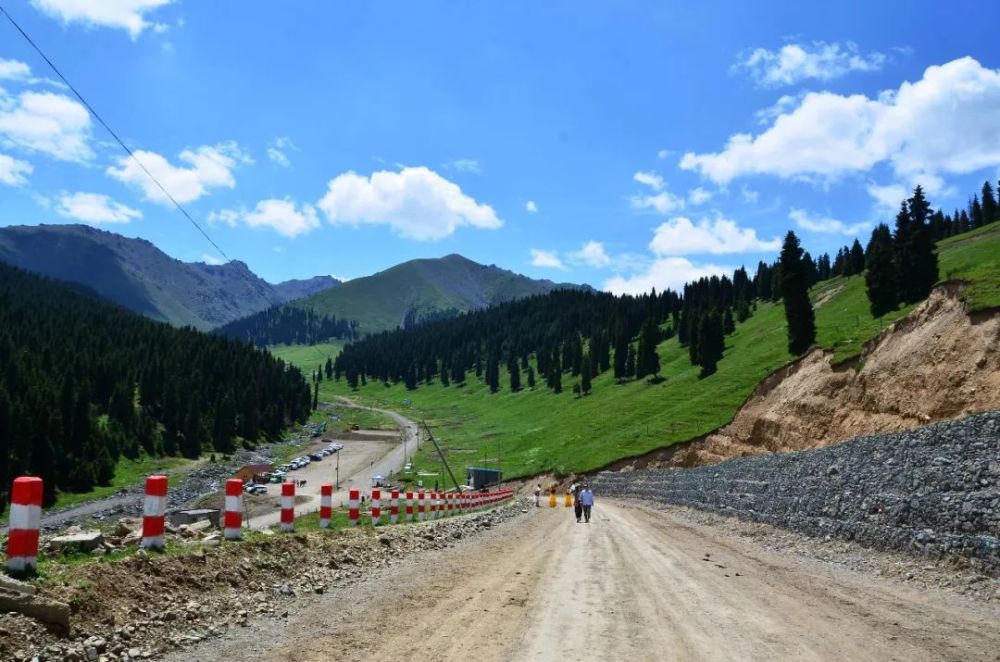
592;411;1000;575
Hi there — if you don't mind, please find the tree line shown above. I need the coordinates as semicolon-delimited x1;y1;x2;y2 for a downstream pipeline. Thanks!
215;304;358;346
0;264;313;510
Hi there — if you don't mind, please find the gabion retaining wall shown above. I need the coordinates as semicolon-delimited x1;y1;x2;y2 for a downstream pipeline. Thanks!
591;411;1000;575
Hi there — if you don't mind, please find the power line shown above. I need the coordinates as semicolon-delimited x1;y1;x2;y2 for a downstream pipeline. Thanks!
0;3;229;261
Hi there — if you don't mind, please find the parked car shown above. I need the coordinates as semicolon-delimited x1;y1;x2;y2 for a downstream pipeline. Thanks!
309;453;323;461
244;484;267;495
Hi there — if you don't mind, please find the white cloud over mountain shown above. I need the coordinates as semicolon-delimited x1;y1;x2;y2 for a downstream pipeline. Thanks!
317;166;501;241
529;248;565;270
56;191;142;223
0;90;92;162
649;216;780;255
107;142;248;204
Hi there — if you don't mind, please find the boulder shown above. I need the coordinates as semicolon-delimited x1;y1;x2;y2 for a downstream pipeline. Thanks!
49;530;105;552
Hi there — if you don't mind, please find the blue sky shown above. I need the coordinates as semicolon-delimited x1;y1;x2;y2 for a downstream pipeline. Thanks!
2;1;999;291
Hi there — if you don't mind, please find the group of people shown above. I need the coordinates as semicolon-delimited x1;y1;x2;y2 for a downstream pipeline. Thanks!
532;483;594;523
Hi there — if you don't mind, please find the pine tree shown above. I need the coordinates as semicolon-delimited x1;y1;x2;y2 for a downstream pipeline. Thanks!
486;356;500;393
723;307;735;335
580;354;592;395
613;333;628;381
779;231;816;355
849;239;865;276
864;223;897;318
508;358;521;392
635;317;660;379
983;180;998;226
624;343;636;379
526;365;535;389
697;310;724;377
440;360;450;386
404;364;417;390
903;185;939;303
970;194;984;228
312;382;319;410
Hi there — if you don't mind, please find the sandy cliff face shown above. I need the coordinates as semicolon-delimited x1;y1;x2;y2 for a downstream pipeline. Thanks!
619;284;1000;470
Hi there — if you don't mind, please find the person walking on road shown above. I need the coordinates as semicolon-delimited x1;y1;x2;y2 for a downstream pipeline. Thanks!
573;485;583;523
579;485;594;523
534;483;541;507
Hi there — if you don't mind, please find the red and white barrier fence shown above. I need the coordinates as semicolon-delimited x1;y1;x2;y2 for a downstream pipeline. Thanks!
371;489;382;526
142;475;168;550
348;487;360;526
417;491;426;521
390;490;400;524
6;477;42;574
280;481;295;532
224;479;243;541
319;483;333;528
405;491;414;522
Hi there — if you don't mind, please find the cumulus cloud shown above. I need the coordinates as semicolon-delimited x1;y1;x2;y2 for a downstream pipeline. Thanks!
529;248;565;270
682;57;1000;186
604;257;732;296
210;198;320;238
739;185;760;205
649;216;780;256
735;41;886;87
0;90;92;162
0;58;31;81
866;181;908;213
570;240;611;268
789;208;868;236
0;154;33;186
108;142;248;204
30;0;175;39
449;158;482;174
266;136;297;168
525;200;538;213
630;170;684;214
55;191;142;223
316;166;502;241
200;253;225;266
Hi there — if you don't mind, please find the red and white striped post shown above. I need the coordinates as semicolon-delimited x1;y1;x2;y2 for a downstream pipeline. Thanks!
319;483;333;528
224;479;243;541
6;477;42;575
348;487;360;526
405;491;414;522
390;490;400;524
371;488;382;526
417;491;426;521
142;475;168;550
445;492;452;516
280;481;295;532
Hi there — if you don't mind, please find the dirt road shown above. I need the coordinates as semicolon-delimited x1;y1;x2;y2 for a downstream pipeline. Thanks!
177;500;1000;661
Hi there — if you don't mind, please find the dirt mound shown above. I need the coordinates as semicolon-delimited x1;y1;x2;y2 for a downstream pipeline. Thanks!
620;283;1000;469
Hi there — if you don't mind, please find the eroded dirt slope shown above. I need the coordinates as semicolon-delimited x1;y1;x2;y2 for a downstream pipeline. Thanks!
622;284;1000;469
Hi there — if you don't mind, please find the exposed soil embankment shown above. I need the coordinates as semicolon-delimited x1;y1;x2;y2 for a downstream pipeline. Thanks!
612;284;1000;470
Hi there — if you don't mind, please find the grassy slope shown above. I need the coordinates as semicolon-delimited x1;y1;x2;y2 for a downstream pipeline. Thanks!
286;225;1000;482
270;341;344;372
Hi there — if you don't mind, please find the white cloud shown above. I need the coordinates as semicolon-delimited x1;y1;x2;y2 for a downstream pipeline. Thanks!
525;200;538;213
570;240;611;268
449;158;482;174
266;136;297;168
630;170;684;214
789;208;869;236
688;187;713;205
529;248;565;270
0;58;31;81
30;0;175;39
682;57;1000;187
316;166;501;241
211;198;320;239
108;142;247;204
754;93;803;125
55;191;141;224
0;154;33;186
656;149;673;160
604;257;732;296
736;41;886;87
0;90;92;162
649;215;780;256
200;253;225;265
865;182;908;213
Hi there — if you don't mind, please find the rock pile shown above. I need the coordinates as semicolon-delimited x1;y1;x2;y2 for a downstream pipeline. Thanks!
592;412;1000;575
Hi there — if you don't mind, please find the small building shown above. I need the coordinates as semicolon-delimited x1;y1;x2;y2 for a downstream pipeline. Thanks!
234;464;274;483
466;466;501;490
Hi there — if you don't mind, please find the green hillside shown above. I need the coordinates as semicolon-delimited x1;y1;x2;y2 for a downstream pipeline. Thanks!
291;253;586;334
293;224;999;483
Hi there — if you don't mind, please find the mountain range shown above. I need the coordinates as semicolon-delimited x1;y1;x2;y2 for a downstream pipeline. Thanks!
0;225;586;334
0;224;339;330
289;253;589;333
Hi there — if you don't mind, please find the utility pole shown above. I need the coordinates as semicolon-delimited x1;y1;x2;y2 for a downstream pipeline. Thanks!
335;450;340;491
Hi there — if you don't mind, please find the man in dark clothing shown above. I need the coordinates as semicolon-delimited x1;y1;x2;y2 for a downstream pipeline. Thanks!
573;486;583;522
